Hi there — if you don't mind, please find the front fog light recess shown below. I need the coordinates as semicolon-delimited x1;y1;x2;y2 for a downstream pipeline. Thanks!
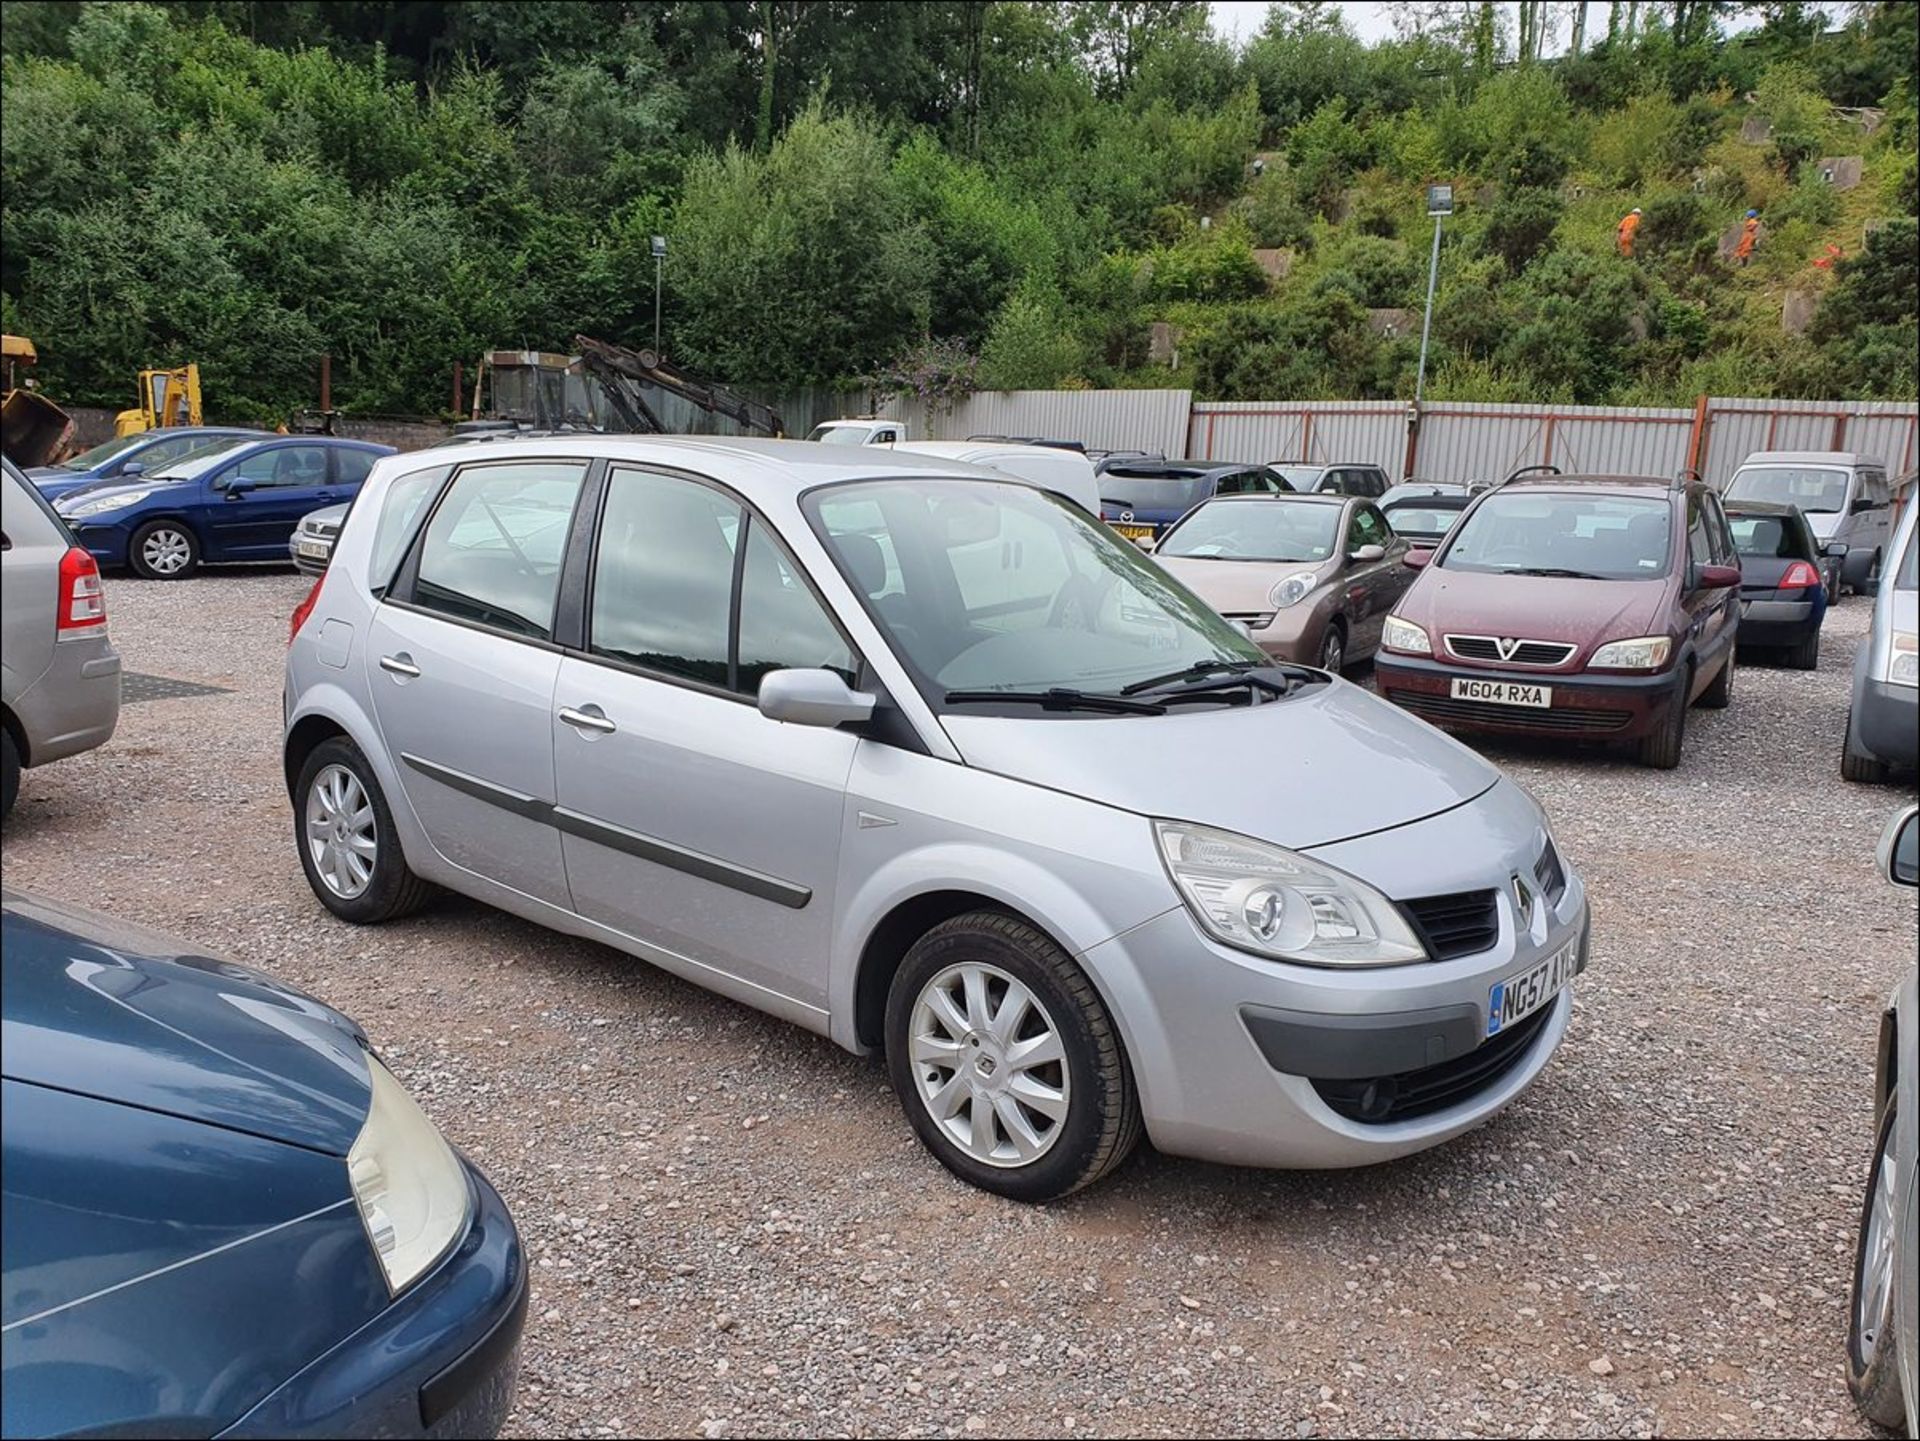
347;1054;471;1293
1155;820;1427;966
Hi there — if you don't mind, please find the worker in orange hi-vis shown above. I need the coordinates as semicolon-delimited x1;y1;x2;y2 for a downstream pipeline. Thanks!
1617;207;1642;257
1734;209;1762;265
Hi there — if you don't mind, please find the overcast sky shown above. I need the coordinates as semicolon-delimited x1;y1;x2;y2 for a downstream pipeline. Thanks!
1207;2;1844;52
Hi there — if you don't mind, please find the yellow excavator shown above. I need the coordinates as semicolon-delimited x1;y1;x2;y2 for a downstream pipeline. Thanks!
1;335;76;468
115;363;202;437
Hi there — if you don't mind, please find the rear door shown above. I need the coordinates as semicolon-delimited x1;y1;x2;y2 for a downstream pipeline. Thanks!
205;443;340;558
549;466;859;1019
367;459;589;906
2;459;66;708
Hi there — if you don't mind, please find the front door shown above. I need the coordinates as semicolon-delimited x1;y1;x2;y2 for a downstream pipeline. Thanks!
1340;501;1406;653
1682;490;1739;687
366;458;590;906
205;444;340;558
550;467;860;1014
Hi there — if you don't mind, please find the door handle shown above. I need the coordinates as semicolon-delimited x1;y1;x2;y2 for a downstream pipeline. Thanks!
379;653;420;678
558;705;616;735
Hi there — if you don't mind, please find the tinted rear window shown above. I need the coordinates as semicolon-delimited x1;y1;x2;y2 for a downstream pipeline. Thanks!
1098;474;1210;512
1727;512;1812;560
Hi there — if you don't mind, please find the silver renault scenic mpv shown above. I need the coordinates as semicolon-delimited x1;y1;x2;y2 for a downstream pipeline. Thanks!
284;438;1590;1201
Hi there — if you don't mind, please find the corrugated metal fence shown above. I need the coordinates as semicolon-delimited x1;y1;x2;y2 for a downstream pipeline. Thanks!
877;389;1192;455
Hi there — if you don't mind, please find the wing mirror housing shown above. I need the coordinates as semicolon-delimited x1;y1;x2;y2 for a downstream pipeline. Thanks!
1880;805;1919;887
119;461;144;479
223;476;257;496
757;669;876;728
1823;541;1849;558
1348;543;1386;563
1402;548;1432;570
1696;563;1742;590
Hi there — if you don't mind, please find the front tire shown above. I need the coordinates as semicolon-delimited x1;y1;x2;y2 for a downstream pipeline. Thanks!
128;520;199;580
294;737;434;922
885;911;1141;1202
1636;672;1688;769
1317;621;1347;674
1697;650;1734;709
1846;1101;1907;1429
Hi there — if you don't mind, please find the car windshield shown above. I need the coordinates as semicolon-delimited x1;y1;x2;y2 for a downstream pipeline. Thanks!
807;424;872;446
1727;512;1809;560
806;478;1261;700
1384;501;1467;536
147;436;256;480
56;434;147;471
1441;492;1672;580
1726;466;1850;514
1097;472;1210;513
1158;499;1341;562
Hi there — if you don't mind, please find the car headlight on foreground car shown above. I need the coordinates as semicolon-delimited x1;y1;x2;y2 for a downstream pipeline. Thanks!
1589;635;1672;670
348;1054;471;1293
61;490;155;519
1268;572;1319;609
1381;615;1431;655
1156;820;1427;967
1888;631;1917;688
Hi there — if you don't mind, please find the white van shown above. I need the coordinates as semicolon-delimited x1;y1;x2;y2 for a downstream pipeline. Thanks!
891;441;1102;517
1725;451;1895;594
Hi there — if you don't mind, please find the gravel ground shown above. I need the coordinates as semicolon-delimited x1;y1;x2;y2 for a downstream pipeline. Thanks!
6;565;1917;1440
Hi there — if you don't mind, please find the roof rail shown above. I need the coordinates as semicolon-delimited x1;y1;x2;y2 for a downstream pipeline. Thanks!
1502;464;1561;485
1673;467;1702;488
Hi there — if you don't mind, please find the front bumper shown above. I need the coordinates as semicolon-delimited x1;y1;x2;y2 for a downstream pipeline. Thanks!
11;634;120;767
218;1160;527;1440
1084;779;1588;1169
1856;677;1919;769
1376;651;1683;742
290;531;336;576
60;520;134;569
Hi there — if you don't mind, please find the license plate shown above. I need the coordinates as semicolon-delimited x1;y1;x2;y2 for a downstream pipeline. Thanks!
295;538;331;560
1487;939;1577;1036
1450;677;1551;708
1113;523;1155;543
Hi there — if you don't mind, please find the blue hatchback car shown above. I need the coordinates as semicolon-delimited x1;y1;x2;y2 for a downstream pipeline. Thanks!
26;426;266;502
1096;458;1292;546
54;436;395;579
0;891;526;1439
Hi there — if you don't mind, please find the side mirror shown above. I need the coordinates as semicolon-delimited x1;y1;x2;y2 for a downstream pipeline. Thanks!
1850;496;1874;515
1402;548;1432;570
1695;563;1741;589
1879;805;1919;887
1823;541;1849;558
757;669;876;728
224;476;257;495
1348;543;1386;563
119;461;144;479
1229;619;1254;640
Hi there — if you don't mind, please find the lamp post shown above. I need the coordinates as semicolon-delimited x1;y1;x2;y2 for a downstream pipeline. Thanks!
1413;184;1452;408
651;235;668;359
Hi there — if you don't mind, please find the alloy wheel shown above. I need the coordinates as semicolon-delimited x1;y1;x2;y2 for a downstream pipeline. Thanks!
1855;1125;1898;1365
1320;628;1344;672
305;762;377;899
141;527;192;575
908;961;1070;1168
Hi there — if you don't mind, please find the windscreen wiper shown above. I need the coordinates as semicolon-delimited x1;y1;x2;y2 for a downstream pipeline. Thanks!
943;687;1167;715
1121;659;1320;699
1509;566;1605;579
1118;659;1259;695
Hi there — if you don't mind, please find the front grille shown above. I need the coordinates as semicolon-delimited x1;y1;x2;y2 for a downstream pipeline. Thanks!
1402;889;1500;960
1312;1006;1553;1123
1444;635;1578;667
1386;689;1632;734
1534;839;1567;905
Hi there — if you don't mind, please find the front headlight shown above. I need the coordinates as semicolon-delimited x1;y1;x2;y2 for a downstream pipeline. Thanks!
1888;631;1918;687
1154;820;1427;967
1381;615;1432;655
1589;635;1672;671
1269;572;1319;609
347;1054;471;1294
62;489;156;519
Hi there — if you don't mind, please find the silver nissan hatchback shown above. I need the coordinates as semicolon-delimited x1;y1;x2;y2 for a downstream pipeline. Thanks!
284;438;1590;1201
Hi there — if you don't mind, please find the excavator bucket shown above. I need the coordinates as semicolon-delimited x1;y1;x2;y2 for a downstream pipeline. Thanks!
2;387;76;468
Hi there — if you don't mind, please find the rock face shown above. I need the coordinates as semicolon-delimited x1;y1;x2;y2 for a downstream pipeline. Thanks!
1740;115;1773;144
1250;248;1294;284
1783;290;1817;336
1367;309;1414;339
1815;155;1864;190
1148;322;1185;365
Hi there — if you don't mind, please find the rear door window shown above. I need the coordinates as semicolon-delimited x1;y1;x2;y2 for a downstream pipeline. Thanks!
589;469;740;688
408;461;588;639
333;448;379;487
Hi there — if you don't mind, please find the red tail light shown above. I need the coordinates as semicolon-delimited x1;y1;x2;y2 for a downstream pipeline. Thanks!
56;547;107;637
289;576;325;644
1779;561;1821;591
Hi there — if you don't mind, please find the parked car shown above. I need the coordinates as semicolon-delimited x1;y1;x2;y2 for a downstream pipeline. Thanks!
806;417;907;446
0;890;527;1438
1842;497;1918;782
1096;457;1291;547
293;499;351;574
890;440;1101;516
1376;473;1741;769
54;435;394;579
1723;500;1830;669
1152;492;1415;672
25;425;263;501
1381;482;1477;548
965;434;1086;453
1724;451;1895;594
286;437;1589;1202
1846;803;1917;1435
1;456;118;819
1267;461;1392;499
